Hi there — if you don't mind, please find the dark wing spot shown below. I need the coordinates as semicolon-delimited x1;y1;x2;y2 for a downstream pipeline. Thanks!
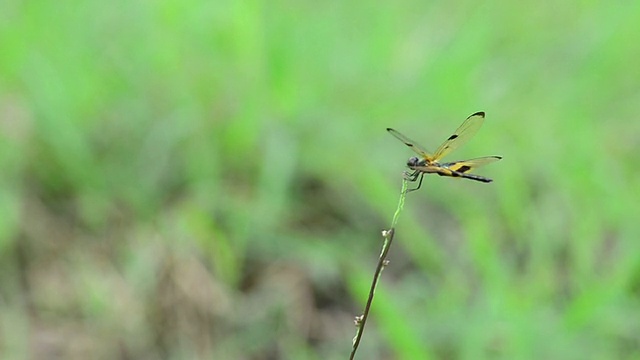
447;134;458;141
457;165;471;173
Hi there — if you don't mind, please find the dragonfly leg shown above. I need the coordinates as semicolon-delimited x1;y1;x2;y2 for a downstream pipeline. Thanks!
403;169;420;181
406;172;424;192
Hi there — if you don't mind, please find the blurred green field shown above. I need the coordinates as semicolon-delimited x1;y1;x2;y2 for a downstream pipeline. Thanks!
2;1;640;359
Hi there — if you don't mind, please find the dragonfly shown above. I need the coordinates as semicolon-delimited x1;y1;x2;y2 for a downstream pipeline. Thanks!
387;111;501;192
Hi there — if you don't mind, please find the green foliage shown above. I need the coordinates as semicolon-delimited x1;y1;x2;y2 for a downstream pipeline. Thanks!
1;0;639;358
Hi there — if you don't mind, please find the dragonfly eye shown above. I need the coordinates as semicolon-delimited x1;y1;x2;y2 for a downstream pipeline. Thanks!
407;156;420;167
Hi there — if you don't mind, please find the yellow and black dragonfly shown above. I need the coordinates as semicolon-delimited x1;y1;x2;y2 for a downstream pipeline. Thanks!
387;111;501;192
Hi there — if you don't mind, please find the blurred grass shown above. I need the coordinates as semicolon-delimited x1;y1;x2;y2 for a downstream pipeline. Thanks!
1;0;640;359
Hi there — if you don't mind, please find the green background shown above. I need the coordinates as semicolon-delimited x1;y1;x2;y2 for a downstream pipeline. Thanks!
1;1;640;359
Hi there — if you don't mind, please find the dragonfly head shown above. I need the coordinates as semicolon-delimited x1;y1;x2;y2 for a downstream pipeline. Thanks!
407;156;420;168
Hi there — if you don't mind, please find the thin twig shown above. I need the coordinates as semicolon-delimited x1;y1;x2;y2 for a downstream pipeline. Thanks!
349;179;408;359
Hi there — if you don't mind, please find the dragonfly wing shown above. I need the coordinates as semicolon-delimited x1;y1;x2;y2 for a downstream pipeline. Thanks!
433;111;485;161
442;156;502;173
386;128;433;159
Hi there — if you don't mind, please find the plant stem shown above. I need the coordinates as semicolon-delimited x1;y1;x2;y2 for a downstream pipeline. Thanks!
349;179;408;359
